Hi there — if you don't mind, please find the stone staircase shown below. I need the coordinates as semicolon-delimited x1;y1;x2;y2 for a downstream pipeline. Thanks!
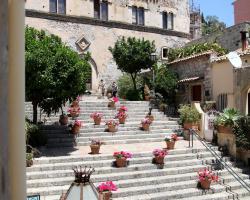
25;99;180;147
26;98;250;199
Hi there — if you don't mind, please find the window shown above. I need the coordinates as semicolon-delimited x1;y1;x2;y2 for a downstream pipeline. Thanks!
169;12;174;30
49;0;66;14
162;12;168;29
161;47;169;60
217;93;228;112
132;6;144;25
94;0;108;21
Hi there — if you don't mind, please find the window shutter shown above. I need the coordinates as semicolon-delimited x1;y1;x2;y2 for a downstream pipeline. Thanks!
132;6;137;24
49;0;57;13
138;7;144;25
58;0;66;14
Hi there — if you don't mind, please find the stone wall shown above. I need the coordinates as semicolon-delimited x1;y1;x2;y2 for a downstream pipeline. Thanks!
188;22;250;51
25;0;190;33
26;13;189;91
217;132;236;158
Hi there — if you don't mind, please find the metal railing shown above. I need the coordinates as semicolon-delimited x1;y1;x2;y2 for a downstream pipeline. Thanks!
189;129;250;193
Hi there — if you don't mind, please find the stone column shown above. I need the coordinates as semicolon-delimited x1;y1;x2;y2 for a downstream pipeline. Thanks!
8;0;26;199
0;0;9;199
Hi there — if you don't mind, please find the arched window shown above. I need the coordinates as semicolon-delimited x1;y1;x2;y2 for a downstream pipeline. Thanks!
162;12;168;29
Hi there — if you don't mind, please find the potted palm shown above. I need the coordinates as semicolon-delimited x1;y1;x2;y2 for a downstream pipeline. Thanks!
141;118;152;131
178;105;200;130
71;120;82;135
113;151;132;168
198;168;218;189
106;119;119;133
152;149;168;164
215;108;241;134
90;112;103;125
90;139;104;154
97;181;117;200
164;133;178;150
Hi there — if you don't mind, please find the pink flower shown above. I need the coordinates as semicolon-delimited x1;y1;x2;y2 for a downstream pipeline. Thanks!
98;181;117;192
113;151;132;159
112;97;119;103
152;149;168;157
171;134;178;141
115;112;128;119
118;106;128;112
106;119;119;126
198;168;218;183
141;118;152;125
74;120;82;127
90;112;103;119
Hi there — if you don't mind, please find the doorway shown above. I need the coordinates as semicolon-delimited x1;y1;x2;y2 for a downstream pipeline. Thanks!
192;85;202;101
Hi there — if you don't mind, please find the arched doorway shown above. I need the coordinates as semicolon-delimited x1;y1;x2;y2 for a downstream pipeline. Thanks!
88;57;98;91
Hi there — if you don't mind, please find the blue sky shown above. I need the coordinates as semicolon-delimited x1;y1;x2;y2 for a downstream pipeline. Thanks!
192;0;234;27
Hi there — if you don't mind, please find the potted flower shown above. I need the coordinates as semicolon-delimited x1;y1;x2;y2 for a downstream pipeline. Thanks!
178;105;200;130
164;133;178;150
71;120;82;135
90;112;103;125
144;84;150;101
214;108;241;134
116;112;128;124
67;106;80;118
97;181;117;200
146;108;154;122
198;168;218;189
90;139;104;154
118;105;128;113
59;113;68;125
26;152;33;167
113;151;132;167
141;118;152;131
152;149;168;164
71;96;80;107
108;97;119;108
106;119;119;132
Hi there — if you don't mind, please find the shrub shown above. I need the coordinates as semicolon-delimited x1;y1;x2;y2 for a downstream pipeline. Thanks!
26;121;47;147
178;105;200;124
126;89;142;101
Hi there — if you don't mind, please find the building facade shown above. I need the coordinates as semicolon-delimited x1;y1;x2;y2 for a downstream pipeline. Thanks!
233;0;250;24
25;0;190;91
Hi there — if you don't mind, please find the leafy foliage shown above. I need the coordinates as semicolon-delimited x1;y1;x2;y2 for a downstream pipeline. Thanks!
178;105;200;124
117;74;143;101
167;42;227;62
233;116;250;150
202;15;226;36
25;26;91;123
109;37;156;91
214;108;241;127
155;65;178;104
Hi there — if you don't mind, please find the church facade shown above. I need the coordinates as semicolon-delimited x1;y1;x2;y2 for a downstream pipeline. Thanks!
25;0;190;91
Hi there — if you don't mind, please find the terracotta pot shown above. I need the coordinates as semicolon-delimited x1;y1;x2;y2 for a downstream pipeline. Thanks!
166;141;175;150
94;117;101;125
200;179;211;189
59;115;68;125
154;156;164;164
217;125;233;134
108;125;117;133
119;117;126;124
145;95;150;101
99;191;111;200
142;123;150;131
90;144;100;154
146;115;154;122
184;122;198;130
70;110;79;118
116;157;127;167
71;100;79;107
108;101;115;108
72;125;80;134
26;159;33;167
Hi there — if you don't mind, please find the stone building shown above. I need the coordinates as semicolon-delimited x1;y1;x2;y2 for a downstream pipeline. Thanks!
25;0;190;91
233;0;250;25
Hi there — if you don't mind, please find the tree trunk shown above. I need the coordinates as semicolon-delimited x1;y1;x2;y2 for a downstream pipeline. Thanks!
130;74;137;91
32;101;38;124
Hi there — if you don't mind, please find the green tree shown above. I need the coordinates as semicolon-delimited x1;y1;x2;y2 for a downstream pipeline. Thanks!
202;15;226;36
25;27;91;123
109;37;156;91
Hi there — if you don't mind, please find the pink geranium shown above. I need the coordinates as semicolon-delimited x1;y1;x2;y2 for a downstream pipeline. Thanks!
112;97;119;103
198;168;218;182
113;151;132;159
118;106;128;113
74;120;82;127
141;118;152;125
98;181;117;192
106;119;119;127
152;149;168;158
90;112;103;119
115;112;128;119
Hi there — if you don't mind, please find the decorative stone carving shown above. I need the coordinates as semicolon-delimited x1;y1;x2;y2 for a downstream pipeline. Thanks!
75;34;90;52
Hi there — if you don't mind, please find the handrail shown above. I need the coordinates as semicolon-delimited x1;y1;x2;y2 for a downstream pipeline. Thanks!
189;129;250;193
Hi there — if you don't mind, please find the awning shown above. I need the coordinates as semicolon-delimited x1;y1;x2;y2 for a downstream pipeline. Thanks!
178;76;201;83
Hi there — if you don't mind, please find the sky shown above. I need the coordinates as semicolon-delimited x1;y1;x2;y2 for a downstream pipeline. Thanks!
192;0;234;27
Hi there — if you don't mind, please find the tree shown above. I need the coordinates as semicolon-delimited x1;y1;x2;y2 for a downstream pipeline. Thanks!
25;27;91;123
202;15;226;36
109;37;156;91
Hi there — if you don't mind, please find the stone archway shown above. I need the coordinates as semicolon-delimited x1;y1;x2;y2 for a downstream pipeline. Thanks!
88;57;99;92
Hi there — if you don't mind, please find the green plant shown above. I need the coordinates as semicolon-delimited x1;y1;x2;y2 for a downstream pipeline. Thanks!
109;37;156;91
126;89;142;101
214;108;241;127
178;105;200;124
233;116;250;150
25;26;91;123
